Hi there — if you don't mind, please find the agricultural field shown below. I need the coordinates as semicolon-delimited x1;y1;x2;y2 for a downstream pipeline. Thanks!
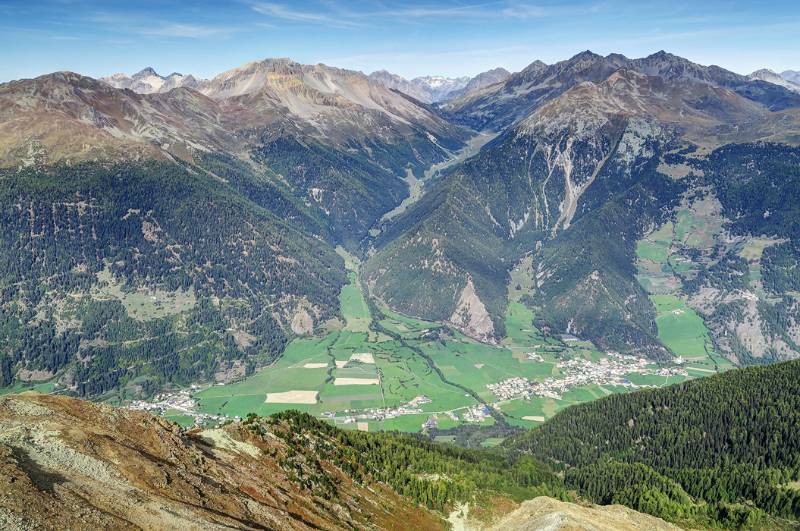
650;295;733;374
339;272;371;333
195;256;479;427
416;339;558;402
635;204;737;375
7;232;730;438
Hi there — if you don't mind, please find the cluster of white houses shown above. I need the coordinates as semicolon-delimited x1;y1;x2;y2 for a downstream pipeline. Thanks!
487;353;688;401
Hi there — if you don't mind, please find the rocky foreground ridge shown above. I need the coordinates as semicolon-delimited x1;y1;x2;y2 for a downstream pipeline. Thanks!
0;392;681;530
0;392;441;530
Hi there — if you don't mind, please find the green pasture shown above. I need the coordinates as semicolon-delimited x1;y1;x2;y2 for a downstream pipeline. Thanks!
636;240;670;263
652;295;713;358
374;343;476;412
340;272;371;332
0;380;56;396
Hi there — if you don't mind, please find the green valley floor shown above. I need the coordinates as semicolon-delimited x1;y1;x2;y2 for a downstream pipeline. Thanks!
183;248;726;437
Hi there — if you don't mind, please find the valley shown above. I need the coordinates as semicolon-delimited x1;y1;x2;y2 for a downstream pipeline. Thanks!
137;244;719;439
371;130;498;233
1;14;800;526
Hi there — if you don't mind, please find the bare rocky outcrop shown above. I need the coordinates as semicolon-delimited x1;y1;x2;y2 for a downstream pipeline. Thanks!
290;307;314;335
449;278;495;343
484;496;680;531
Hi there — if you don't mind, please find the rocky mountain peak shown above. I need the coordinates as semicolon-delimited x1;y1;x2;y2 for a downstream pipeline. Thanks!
571;49;604;61
100;66;200;94
605;52;629;63
369;68;510;103
521;59;548;71
749;68;800;93
134;66;158;77
459;67;512;94
751;68;778;76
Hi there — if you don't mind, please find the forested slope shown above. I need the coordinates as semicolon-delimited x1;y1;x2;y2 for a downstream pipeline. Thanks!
508;359;800;527
0;160;346;397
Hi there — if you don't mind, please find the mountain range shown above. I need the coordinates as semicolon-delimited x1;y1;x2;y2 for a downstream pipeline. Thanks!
749;69;800;93
101;62;800;107
368;67;511;103
1;50;799;395
0;57;467;396
101;67;200;93
368;51;800;360
102;65;513;105
781;70;800;84
441;50;800;130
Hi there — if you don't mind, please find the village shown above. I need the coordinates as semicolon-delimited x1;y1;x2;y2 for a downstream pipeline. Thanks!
127;385;226;426
487;352;687;402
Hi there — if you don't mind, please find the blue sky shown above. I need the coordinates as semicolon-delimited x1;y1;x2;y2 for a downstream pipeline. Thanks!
1;0;799;82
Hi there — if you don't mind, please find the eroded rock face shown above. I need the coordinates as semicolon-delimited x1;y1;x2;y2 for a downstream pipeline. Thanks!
291;307;314;335
0;393;445;531
449;278;495;343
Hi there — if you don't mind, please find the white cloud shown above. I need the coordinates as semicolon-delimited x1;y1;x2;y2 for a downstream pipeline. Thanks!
84;11;235;39
250;1;555;26
368;3;498;18
140;23;234;38
250;2;360;27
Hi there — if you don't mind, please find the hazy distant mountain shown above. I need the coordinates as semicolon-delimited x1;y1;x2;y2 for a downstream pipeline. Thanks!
198;58;460;140
441;51;622;130
368;70;469;103
413;75;471;101
101;67;200;93
0;71;239;164
782;70;800;84
443;67;512;101
367;70;430;101
626;51;800;109
462;67;511;93
368;69;509;103
748;68;800;93
109;65;507;104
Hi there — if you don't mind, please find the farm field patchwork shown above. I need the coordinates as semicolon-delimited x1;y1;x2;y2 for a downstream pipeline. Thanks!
416;339;558;402
649;295;733;372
